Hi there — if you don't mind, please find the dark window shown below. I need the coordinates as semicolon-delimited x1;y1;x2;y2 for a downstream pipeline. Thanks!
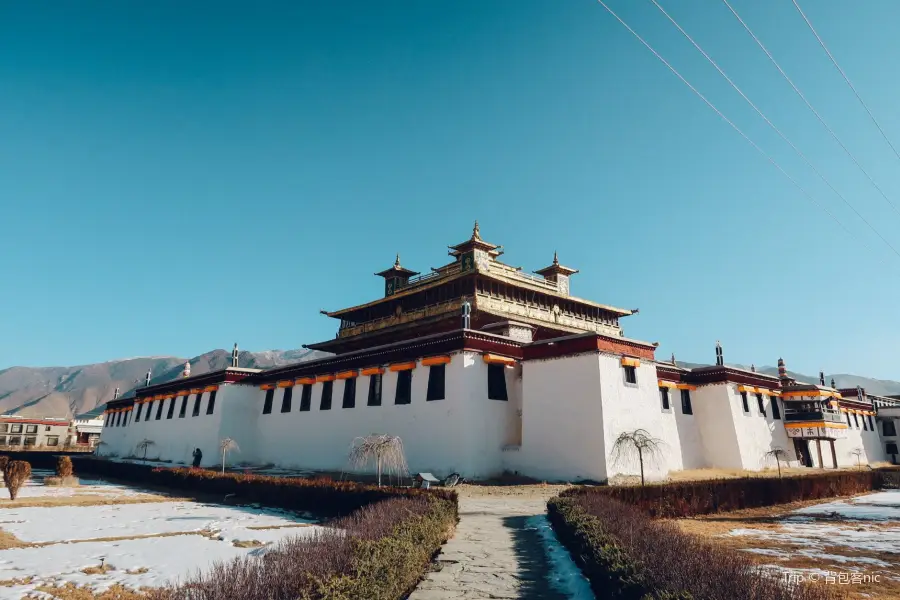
45;425;51;431
320;381;333;410
122;412;128;426
863;414;869;431
740;392;749;413
206;390;217;414
179;396;187;418
868;415;875;431
105;413;111;426
426;365;446;401
884;420;898;437
623;366;637;384
846;411;852;427
887;442;899;455
659;387;670;410
24;436;36;446
46;436;59;447
262;388;275;414
853;413;859;428
342;378;356;408
681;389;693;415
166;398;176;419
281;387;293;412
487;364;508;401
300;384;312;411
8;436;20;445
135;403;143;421
192;393;203;417
395;370;412;405
155;400;164;420
367;374;382;406
756;393;766;417
25;425;37;434
10;424;21;433
771;397;781;420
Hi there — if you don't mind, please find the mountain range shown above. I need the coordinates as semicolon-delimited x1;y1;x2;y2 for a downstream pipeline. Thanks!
0;349;327;419
1;352;898;419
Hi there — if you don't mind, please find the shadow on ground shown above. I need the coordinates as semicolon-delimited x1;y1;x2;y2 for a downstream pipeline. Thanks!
502;515;570;600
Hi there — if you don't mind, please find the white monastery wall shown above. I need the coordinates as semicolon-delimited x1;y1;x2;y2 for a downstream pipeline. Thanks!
834;412;884;467
516;352;606;482
598;357;682;481
691;385;744;470
726;388;794;470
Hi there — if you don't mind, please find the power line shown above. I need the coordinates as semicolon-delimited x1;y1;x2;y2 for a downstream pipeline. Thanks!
792;0;900;166
645;0;900;260
722;0;900;220
593;0;873;258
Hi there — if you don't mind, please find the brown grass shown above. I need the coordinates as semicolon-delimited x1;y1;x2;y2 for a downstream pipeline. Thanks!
29;583;154;599
231;539;264;548
0;576;33;587
126;568;149;575
666;466;863;482
244;523;314;531
0;529;29;549
44;476;80;487
0;494;176;509
676;496;900;600
81;563;114;575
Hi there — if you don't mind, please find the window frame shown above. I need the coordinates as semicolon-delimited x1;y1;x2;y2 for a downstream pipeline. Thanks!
771;396;781;420
262;388;275;414
680;388;693;415
46;436;59;447
299;384;312;411
23;436;36;446
623;365;637;385
342;378;357;409
135;403;143;421
426;364;446;401
320;381;333;410
740;391;749;413
155;401;164;420
192;392;203;417
756;393;766;417
179;396;188;418
281;386;293;413
395;370;412;405
206;390;217;415
868;415;875;431
367;374;382;406
8;436;21;446
659;387;670;410
166;397;176;419
884;419;897;437
487;364;508;401
25;425;37;434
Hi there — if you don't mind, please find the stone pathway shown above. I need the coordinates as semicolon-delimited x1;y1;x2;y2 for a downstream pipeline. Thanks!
409;494;587;600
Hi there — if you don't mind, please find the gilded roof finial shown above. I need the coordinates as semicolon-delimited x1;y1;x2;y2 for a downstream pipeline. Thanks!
394;253;401;268
553;251;559;266
472;220;481;240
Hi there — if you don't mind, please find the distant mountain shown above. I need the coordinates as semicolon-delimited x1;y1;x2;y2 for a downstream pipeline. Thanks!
0;349;328;419
679;362;900;397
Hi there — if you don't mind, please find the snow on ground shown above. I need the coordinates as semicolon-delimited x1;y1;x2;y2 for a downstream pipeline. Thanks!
727;489;900;572
526;515;595;600
0;473;325;598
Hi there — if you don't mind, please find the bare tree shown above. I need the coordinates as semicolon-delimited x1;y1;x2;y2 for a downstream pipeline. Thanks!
849;447;865;470
762;447;789;478
220;438;240;474
136;439;155;460
610;429;665;486
348;435;409;486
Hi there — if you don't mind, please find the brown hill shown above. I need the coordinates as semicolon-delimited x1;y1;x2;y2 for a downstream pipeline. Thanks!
0;349;326;418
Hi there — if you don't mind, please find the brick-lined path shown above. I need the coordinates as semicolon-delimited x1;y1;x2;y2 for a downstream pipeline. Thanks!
409;493;592;600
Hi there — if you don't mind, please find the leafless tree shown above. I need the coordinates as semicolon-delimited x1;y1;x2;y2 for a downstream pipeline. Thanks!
849;447;865;470
610;429;665;486
136;439;155;460
762;447;790;478
348;435;409;486
220;438;240;474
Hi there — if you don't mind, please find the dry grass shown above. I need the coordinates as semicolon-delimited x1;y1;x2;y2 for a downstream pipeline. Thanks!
245;523;313;531
44;476;80;487
0;576;34;587
126;568;149;575
0;526;225;550
666;466;864;482
0;528;29;549
29;582;154;599
81;563;114;575
231;539;264;548
676;496;900;599
0;494;176;509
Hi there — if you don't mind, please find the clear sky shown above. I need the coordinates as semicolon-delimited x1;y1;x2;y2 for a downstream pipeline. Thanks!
3;1;900;379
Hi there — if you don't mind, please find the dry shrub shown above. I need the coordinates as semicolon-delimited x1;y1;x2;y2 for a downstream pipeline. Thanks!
549;494;842;600
564;470;883;518
56;455;74;477
4;461;31;501
149;495;456;600
0;456;8;473
44;475;79;487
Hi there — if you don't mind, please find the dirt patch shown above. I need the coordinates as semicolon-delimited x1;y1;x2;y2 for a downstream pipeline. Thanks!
454;482;570;500
666;466;870;482
0;528;30;549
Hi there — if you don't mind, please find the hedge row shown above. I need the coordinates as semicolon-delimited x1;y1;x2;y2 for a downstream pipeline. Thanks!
547;494;841;600
562;470;886;518
148;494;456;600
73;458;457;518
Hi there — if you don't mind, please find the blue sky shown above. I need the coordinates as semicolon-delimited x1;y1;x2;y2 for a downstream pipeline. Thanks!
2;1;900;379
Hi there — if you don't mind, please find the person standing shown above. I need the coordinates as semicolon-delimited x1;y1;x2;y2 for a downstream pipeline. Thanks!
192;448;202;468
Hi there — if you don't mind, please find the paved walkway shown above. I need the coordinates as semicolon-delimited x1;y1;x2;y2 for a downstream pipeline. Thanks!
409;493;582;600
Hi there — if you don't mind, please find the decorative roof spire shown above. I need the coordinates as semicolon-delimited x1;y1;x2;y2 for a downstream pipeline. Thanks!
183;361;191;378
394;253;401;268
715;340;723;366
831;377;836;389
552;251;559;266
113;387;120;400
232;343;239;368
472;220;481;241
145;370;151;387
819;371;825;386
751;364;756;373
670;352;676;366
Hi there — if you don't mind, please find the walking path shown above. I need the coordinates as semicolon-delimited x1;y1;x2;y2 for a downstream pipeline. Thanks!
409;487;593;600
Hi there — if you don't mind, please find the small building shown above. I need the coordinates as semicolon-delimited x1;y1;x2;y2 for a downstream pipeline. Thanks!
0;416;70;449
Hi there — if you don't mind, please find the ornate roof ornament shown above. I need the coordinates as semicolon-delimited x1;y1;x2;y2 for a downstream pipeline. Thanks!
472;220;481;241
